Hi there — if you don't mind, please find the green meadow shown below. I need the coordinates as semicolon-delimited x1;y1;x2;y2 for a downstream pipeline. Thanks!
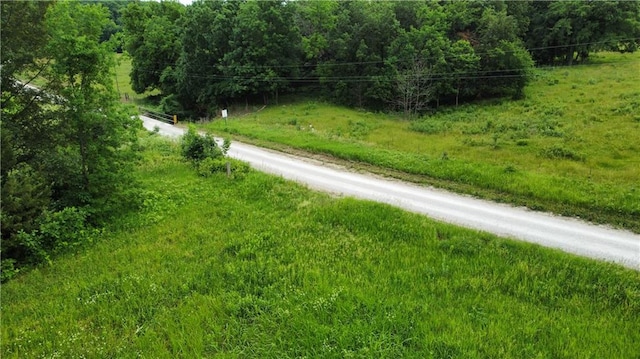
204;52;640;231
114;53;160;107
2;134;639;357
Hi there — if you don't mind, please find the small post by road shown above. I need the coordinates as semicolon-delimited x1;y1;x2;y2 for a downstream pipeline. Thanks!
226;161;231;178
173;115;177;125
222;109;228;126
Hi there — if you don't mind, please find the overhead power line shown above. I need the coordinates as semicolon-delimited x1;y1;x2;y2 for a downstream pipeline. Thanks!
125;37;640;72
125;58;640;84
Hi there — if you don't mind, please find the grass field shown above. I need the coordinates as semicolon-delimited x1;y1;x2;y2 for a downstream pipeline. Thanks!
2;134;639;357
201;52;640;231
114;53;160;107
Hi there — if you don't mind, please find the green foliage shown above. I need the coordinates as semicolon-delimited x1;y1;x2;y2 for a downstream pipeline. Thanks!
0;1;51;85
180;125;223;163
226;1;301;97
180;127;241;178
120;1;184;94
44;1;140;210
1;163;51;242
173;0;300;116
120;0;639;114
0;259;19;283
527;0;640;65
122;0;556;116
38;207;93;253
475;8;534;99
124;0;640;114
222;137;231;154
1;207;93;278
1;144;639;356
1;1;140;271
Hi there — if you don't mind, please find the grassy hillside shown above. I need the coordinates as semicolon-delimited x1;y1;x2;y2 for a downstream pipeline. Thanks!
2;134;639;358
114;53;160;107
203;52;640;231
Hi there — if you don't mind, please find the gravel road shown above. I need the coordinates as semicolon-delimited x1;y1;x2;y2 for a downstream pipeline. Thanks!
141;115;640;270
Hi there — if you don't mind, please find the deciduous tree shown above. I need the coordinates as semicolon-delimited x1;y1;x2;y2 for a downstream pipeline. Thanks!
121;1;184;93
1;1;139;273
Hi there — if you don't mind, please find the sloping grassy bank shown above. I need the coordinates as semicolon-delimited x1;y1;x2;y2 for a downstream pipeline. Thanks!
204;52;640;232
2;134;639;358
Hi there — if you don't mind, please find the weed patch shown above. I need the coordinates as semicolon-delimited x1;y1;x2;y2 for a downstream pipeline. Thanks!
409;120;450;134
541;145;586;162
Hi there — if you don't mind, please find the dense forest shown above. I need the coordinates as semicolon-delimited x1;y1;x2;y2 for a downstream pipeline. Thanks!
1;0;639;279
119;0;640;117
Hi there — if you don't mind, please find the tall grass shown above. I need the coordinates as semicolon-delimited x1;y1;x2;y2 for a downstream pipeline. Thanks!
2;134;639;358
203;52;640;231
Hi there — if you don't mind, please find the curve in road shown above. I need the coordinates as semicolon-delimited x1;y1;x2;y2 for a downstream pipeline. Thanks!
141;116;640;270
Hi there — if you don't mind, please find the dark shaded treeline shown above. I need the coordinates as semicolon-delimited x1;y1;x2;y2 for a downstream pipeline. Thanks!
120;0;639;117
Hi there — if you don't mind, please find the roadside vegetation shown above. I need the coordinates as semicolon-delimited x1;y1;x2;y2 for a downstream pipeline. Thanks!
112;0;639;230
203;51;640;232
2;133;639;358
2;1;639;356
114;0;639;230
1;1;140;279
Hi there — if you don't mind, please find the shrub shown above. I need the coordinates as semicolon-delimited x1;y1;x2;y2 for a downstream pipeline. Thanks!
1;207;94;281
0;258;19;282
38;207;91;253
181;125;223;162
1;163;51;268
181;126;246;178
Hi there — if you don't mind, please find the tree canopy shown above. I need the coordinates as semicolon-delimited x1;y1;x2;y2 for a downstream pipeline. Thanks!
1;1;139;278
527;0;640;65
119;0;638;117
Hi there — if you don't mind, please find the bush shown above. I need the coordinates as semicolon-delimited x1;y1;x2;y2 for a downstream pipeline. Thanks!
0;258;19;282
1;163;51;242
180;126;247;178
0;207;94;281
181;125;223;162
39;207;92;253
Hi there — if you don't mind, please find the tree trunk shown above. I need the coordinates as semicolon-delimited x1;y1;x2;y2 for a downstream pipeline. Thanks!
79;135;90;193
566;45;575;66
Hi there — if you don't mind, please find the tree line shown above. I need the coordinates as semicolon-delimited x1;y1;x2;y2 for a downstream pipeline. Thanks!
1;1;138;279
120;0;639;118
